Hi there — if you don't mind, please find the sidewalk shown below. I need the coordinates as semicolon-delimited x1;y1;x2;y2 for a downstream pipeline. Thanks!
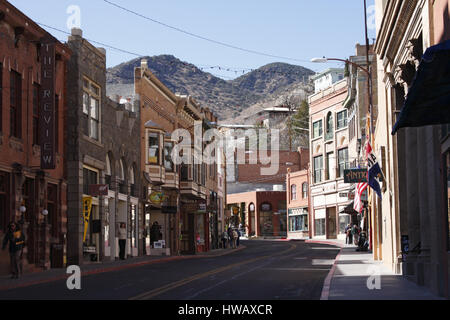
0;245;246;291
308;240;443;300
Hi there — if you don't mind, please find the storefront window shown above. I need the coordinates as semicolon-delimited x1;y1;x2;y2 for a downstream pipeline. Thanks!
314;219;325;236
148;132;160;164
289;215;308;232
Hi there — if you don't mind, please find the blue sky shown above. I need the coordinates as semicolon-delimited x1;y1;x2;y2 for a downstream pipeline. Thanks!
9;0;376;79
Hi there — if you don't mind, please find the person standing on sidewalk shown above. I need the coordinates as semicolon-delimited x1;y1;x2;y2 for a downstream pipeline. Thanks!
118;223;127;260
232;229;238;249
345;224;353;244
221;231;228;249
351;224;359;245
2;222;25;279
227;226;234;248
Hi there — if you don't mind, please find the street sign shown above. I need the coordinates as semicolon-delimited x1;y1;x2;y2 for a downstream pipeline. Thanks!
344;169;368;183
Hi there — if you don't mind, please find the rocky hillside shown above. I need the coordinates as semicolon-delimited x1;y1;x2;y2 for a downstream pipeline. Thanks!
106;55;315;121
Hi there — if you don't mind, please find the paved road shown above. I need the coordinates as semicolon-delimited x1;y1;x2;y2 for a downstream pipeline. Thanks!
0;240;340;300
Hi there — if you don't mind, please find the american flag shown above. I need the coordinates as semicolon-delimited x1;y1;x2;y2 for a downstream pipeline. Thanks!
353;181;368;213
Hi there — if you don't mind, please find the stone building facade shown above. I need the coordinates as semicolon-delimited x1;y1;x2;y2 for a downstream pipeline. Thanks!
374;0;449;299
0;0;70;275
66;29;141;264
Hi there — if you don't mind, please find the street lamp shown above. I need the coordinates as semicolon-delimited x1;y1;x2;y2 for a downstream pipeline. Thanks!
310;57;371;76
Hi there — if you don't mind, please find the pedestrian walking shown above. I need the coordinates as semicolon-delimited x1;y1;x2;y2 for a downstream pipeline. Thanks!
351;224;359;246
232;229;238;249
345;223;353;244
236;229;241;247
221;231;228;249
118;222;127;260
2;222;25;279
227;226;234;248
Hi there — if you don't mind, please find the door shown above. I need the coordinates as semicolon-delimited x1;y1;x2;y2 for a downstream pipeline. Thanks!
180;212;195;254
327;207;337;239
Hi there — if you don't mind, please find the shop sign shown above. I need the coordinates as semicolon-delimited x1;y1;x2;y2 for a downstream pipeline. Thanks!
232;206;239;215
288;208;307;216
149;191;165;204
89;184;108;196
40;35;56;169
198;201;206;213
82;197;93;243
344;169;368;183
83;246;96;253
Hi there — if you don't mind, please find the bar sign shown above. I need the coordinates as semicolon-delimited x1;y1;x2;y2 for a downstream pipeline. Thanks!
40;35;56;169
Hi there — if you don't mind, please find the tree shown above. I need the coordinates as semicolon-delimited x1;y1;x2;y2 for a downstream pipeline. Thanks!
282;95;309;150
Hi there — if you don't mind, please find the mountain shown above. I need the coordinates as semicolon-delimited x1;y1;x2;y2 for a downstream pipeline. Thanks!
106;55;315;121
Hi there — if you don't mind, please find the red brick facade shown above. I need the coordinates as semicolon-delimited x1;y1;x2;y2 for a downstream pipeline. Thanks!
0;0;70;275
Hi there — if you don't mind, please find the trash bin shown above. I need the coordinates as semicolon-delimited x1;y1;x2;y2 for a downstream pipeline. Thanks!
51;244;64;268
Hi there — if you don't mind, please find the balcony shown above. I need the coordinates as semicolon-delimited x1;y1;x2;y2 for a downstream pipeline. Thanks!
145;164;166;185
163;171;179;189
180;180;199;198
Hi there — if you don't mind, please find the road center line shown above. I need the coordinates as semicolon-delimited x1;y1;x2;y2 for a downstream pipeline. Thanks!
130;243;297;300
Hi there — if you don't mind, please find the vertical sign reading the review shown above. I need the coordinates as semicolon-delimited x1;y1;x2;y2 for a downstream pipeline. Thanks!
40;35;56;169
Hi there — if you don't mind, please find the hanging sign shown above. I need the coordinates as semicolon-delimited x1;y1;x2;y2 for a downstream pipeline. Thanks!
82;196;93;243
40;35;56;169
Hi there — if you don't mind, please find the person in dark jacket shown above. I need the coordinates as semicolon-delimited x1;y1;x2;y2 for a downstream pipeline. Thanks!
227;227;233;248
2;222;26;279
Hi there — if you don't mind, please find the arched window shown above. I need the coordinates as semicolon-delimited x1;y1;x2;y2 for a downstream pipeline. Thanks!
105;154;111;176
118;160;125;181
302;183;308;199
291;184;297;201
129;166;135;185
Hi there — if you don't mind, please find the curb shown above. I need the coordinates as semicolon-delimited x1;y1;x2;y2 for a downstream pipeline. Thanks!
0;245;247;291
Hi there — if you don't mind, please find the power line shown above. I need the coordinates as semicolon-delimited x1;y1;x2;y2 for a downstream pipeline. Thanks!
37;23;319;80
102;0;313;64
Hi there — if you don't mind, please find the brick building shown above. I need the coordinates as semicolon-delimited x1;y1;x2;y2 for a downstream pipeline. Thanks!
286;168;310;239
227;191;287;238
0;0;71;274
134;59;180;256
134;59;221;255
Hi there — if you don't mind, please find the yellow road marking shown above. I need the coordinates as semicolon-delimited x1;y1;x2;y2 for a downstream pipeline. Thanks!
130;243;297;300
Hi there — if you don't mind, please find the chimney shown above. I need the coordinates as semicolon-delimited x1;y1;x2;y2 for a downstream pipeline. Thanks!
71;28;83;37
141;59;148;70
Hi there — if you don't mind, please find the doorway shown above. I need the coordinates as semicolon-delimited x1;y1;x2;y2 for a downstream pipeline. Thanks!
326;207;337;239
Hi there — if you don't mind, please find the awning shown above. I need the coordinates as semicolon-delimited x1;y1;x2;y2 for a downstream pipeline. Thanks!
340;202;358;215
392;39;450;134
